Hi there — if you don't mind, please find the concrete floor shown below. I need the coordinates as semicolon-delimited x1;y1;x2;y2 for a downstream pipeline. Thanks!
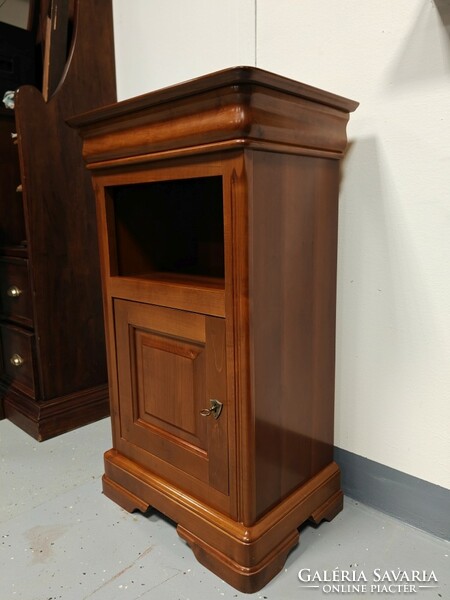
1;417;448;600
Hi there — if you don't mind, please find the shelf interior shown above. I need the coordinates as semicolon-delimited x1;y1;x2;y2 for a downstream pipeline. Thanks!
109;176;224;282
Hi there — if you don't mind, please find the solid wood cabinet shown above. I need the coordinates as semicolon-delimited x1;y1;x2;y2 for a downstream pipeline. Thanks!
72;67;358;592
0;0;116;439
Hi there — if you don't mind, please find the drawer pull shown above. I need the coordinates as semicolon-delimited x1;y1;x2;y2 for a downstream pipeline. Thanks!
7;286;22;298
10;354;24;367
200;399;223;420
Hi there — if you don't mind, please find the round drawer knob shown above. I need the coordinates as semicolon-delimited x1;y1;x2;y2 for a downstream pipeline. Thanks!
10;354;24;367
7;286;22;298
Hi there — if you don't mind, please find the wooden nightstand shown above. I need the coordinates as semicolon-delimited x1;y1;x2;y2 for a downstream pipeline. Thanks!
72;67;357;592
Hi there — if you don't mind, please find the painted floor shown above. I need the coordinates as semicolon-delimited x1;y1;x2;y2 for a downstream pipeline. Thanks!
1;417;448;600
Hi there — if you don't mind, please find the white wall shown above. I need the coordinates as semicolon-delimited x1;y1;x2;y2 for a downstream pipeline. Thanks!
256;0;450;490
112;0;450;490
0;0;30;29
112;0;255;99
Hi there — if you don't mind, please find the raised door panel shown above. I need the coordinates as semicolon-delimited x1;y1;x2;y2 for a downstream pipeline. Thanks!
114;299;229;501
136;330;206;450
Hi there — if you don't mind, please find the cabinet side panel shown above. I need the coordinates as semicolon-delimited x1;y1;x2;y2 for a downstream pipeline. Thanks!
13;0;116;400
249;150;339;520
0;112;26;247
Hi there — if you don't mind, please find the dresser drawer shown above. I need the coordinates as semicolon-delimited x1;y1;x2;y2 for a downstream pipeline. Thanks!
0;323;36;397
0;258;32;327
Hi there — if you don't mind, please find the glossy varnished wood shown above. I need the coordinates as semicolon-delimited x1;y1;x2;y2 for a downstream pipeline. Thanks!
69;67;358;167
248;151;340;519
0;0;116;439
0;257;33;328
113;299;230;506
0;110;25;248
74;68;357;592
102;452;342;593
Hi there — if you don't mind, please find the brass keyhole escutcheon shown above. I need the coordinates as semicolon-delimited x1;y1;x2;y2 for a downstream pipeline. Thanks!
200;399;223;420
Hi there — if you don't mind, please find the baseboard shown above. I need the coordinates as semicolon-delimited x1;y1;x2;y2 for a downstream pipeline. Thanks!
1;383;109;441
334;447;450;541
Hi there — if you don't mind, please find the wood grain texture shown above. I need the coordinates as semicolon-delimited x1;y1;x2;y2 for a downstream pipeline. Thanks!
248;151;340;520
0;322;36;396
41;0;70;101
0;0;116;439
0;257;33;328
69;66;358;167
113;299;230;509
102;450;341;593
73;67;357;591
108;275;225;317
1;383;108;441
14;0;115;401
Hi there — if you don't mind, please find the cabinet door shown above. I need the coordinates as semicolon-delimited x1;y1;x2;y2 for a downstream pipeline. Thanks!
113;299;229;499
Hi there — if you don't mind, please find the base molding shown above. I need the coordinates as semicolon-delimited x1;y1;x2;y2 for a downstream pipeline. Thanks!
102;449;343;593
178;524;298;594
1;383;109;441
335;446;450;541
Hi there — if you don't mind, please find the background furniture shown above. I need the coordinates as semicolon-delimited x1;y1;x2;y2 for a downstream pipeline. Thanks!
73;67;357;592
0;0;116;440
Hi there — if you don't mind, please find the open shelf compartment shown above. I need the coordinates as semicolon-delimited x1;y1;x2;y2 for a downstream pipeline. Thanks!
107;175;225;285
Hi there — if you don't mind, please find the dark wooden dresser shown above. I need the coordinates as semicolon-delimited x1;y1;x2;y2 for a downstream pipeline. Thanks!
72;67;358;592
0;0;116;440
